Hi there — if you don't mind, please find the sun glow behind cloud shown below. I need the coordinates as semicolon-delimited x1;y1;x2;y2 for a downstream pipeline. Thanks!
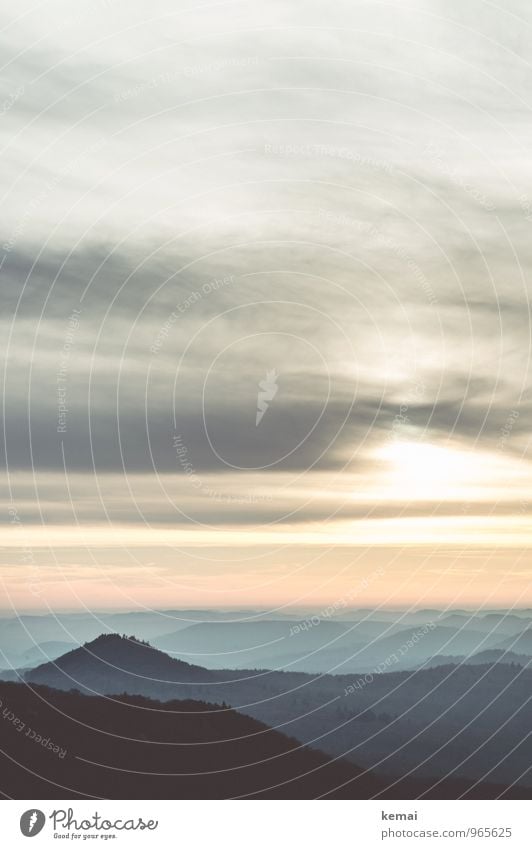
370;440;525;503
1;0;531;610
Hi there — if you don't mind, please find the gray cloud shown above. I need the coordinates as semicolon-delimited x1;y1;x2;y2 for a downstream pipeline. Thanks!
1;0;531;532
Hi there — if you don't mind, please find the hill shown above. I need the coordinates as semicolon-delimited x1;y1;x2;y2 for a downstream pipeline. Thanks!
418;649;532;670
0;680;384;799
154;619;357;670
23;634;532;791
153;621;506;674
495;629;532;655
1;681;527;799
25;633;216;696
4;608;532;675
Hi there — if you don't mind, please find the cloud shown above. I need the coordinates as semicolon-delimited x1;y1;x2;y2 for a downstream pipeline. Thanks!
0;0;531;561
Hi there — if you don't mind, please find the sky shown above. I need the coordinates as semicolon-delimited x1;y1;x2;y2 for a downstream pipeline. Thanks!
1;0;532;612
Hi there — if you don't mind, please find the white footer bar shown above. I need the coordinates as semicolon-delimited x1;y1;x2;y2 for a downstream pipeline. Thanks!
1;799;530;848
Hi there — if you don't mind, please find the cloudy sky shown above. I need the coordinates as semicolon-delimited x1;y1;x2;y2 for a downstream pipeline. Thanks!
1;0;532;611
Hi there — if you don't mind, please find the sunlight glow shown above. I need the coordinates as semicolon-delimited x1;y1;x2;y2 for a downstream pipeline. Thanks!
375;440;488;499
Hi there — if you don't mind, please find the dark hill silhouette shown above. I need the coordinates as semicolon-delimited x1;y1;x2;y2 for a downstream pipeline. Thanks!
26;633;215;695
0;680;383;799
22;634;532;791
0;681;527;800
